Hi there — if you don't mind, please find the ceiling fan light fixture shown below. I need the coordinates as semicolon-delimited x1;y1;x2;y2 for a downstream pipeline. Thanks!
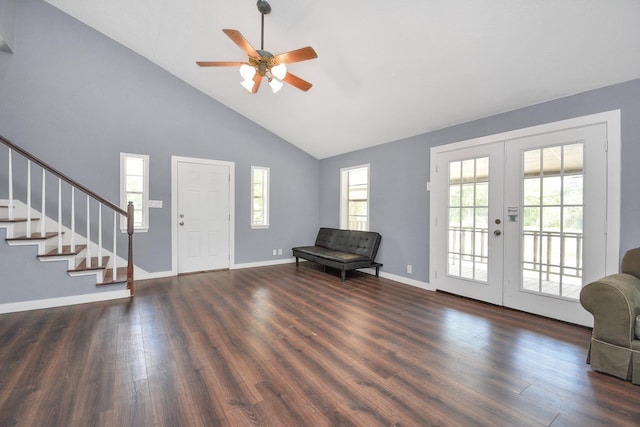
241;78;255;92
269;78;283;93
239;63;256;80
271;63;287;80
195;0;317;93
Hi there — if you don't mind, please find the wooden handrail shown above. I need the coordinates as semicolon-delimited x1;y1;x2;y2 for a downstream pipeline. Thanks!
1;133;134;295
0;134;127;216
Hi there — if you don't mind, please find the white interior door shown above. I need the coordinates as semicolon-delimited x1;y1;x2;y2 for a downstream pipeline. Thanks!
431;117;615;326
177;160;231;273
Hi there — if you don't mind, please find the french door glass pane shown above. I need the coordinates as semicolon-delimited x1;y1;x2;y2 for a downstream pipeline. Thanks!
447;157;489;282
521;143;584;299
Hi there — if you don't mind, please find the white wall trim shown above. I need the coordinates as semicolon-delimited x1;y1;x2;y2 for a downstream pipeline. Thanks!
134;269;174;280
171;156;235;276
231;258;297;270
0;289;131;314
379;272;433;291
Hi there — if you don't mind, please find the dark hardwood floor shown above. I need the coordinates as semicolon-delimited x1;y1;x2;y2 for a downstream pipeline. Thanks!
1;263;639;426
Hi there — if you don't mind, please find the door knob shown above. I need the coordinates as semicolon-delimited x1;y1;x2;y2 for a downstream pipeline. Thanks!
494;230;501;236
179;221;184;226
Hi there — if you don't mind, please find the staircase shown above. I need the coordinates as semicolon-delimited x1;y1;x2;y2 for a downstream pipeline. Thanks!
1;135;134;296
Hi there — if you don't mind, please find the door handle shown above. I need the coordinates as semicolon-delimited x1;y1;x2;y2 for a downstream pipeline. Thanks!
494;230;501;236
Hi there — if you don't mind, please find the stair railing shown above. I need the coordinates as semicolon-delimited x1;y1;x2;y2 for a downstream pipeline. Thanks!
0;134;135;295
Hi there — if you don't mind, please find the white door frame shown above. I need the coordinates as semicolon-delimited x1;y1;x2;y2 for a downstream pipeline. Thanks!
430;110;621;301
171;156;235;275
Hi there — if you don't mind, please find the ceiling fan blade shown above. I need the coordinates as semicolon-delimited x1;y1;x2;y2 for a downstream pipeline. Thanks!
282;72;313;92
196;61;246;67
251;74;262;93
222;29;259;57
273;46;318;64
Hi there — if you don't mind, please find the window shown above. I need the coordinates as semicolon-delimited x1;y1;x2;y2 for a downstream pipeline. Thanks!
251;166;269;228
120;153;149;232
340;164;369;231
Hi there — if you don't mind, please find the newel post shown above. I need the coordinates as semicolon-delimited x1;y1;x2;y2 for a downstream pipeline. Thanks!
126;201;135;296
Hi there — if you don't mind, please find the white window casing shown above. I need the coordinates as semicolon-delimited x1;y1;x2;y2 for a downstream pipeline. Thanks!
251;166;270;229
120;153;149;232
340;164;370;231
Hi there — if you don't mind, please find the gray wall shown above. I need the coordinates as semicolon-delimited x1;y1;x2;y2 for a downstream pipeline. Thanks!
0;0;15;52
320;78;640;283
0;0;319;303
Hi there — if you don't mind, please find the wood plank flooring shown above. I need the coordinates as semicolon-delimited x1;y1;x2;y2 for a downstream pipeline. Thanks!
1;263;639;426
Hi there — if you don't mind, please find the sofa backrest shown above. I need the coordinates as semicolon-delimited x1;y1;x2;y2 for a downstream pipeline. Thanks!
315;227;382;261
622;247;640;279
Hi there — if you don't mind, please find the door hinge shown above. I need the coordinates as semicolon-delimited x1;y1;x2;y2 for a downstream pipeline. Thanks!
604;139;608;152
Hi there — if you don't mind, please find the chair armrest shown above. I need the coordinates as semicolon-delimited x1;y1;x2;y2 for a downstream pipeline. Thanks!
580;273;640;347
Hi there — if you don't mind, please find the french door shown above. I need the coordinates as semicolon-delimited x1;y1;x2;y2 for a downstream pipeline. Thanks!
502;125;607;325
431;120;613;326
431;142;505;305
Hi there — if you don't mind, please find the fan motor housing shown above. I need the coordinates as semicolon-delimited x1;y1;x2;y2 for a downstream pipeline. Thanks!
257;1;271;14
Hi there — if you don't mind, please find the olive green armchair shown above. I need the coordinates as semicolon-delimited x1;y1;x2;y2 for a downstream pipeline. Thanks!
580;247;640;384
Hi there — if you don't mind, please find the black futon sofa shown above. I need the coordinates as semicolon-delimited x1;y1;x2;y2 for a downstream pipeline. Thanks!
292;227;382;281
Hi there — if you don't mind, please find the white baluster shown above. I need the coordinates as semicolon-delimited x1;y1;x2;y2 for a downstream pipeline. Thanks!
26;160;31;237
57;179;62;253
98;203;103;267
40;169;46;237
8;149;13;221
70;188;76;252
113;212;117;270
86;196;91;265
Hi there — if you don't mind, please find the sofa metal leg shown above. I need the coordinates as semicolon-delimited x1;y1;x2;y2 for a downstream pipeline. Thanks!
341;271;346;282
375;266;380;277
295;257;299;266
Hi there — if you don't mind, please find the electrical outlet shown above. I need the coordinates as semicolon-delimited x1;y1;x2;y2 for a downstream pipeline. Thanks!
277;249;282;255
407;264;413;274
272;249;277;255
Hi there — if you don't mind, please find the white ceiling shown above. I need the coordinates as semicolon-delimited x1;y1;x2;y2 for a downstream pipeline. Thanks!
44;0;640;159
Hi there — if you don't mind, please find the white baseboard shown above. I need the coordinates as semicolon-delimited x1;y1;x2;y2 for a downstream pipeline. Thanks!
135;269;174;280
231;257;297;270
106;260;434;294
286;262;434;291
134;259;297;279
0;289;131;314
378;271;434;291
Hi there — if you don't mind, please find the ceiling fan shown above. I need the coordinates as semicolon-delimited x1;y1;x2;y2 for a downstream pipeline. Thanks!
196;0;318;93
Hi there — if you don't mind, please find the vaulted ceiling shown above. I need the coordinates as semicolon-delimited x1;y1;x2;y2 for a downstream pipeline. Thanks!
44;0;640;159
